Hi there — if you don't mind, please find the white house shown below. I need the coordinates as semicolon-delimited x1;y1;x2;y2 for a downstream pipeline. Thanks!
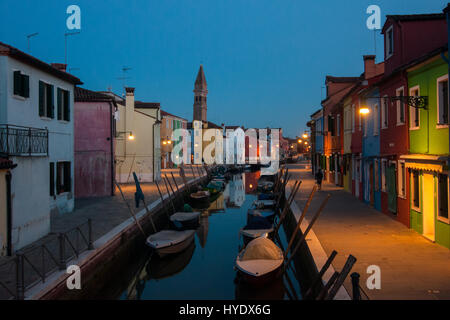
0;42;81;253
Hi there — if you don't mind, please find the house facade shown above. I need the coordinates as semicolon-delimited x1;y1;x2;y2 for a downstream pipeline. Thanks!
160;110;188;169
402;49;449;248
0;42;81;252
74;87;116;198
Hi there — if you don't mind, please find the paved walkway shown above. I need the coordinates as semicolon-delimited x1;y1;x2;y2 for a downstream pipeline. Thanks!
288;161;450;300
0;165;207;299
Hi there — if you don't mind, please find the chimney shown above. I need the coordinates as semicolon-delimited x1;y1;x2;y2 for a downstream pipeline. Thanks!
51;63;67;72
363;55;376;80
125;87;135;134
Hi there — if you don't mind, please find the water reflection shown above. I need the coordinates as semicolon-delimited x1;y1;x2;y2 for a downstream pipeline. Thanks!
117;171;300;300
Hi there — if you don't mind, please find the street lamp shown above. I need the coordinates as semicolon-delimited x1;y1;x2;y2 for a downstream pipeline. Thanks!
117;131;135;140
298;139;302;143
302;133;308;139
359;106;370;114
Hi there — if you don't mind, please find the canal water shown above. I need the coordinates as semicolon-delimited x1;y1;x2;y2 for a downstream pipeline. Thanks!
115;171;303;300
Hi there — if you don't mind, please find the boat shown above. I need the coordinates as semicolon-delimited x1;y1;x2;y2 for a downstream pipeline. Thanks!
146;230;195;257
257;180;274;192
235;237;284;286
240;214;274;245
257;193;276;200
190;190;210;207
253;199;276;209
247;209;276;223
170;211;201;230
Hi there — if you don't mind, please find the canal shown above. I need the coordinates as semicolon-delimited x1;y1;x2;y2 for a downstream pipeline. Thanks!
92;171;305;300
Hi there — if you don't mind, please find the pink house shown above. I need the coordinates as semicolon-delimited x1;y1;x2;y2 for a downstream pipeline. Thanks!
74;87;116;198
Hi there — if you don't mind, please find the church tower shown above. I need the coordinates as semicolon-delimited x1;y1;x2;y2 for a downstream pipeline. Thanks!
193;65;208;122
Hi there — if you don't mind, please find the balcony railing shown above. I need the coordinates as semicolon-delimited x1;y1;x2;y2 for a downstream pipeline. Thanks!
0;124;48;157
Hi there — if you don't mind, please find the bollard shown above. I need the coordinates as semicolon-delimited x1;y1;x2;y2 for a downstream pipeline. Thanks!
351;272;361;300
58;233;66;270
88;219;94;250
15;252;25;300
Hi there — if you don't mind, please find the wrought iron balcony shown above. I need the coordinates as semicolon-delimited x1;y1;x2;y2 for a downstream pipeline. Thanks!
0;124;48;156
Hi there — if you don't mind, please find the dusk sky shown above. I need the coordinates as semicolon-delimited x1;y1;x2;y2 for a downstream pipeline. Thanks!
0;0;447;137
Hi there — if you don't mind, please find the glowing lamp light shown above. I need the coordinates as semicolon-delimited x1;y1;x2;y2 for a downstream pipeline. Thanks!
249;184;253;188
298;139;302;143
128;133;135;140
359;107;370;115
167;140;172;144
249;144;252;148
162;141;167;145
302;134;308;139
304;141;308;145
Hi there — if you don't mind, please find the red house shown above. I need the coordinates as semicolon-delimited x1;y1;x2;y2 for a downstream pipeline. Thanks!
74;87;116;198
378;13;447;227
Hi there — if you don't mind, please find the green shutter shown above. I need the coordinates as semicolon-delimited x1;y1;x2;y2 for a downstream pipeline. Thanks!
39;81;45;116
13;71;21;95
64;162;71;192
50;162;55;196
65;90;70;121
57;88;62;120
22;74;29;98
48;84;54;118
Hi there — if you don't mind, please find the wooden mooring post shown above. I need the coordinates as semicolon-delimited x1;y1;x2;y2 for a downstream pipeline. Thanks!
304;250;338;299
162;176;176;213
155;180;171;219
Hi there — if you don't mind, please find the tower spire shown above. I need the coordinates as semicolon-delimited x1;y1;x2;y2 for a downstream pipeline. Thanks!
193;65;208;122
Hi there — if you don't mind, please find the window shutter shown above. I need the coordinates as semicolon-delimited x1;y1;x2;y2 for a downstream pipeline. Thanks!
64;162;71;192
14;71;21;95
65;90;70;121
48;84;54;118
50;162;55;196
22;74;29;98
39;81;45;116
57;88;62;120
56;162;61;194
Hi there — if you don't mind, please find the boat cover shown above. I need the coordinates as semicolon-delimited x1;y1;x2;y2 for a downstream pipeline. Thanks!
239;237;283;261
244;214;272;230
170;211;200;222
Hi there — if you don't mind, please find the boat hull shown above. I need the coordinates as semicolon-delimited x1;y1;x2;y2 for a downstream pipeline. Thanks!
237;265;282;286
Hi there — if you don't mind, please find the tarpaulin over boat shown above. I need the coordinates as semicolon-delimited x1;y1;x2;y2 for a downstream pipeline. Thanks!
239;237;282;261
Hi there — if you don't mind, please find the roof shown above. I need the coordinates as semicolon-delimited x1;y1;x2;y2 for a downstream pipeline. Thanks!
386;13;444;22
325;76;361;84
0;41;82;85
187;120;222;130
0;158;17;170
135;101;160;109
75;87;115;102
161;110;187;121
194;65;207;90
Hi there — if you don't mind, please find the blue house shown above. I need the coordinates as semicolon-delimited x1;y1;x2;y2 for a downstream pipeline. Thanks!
310;109;324;174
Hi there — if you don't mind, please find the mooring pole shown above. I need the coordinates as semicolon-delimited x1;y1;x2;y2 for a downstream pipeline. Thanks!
155;180;170;219
163;176;176;212
164;174;178;208
171;172;184;206
304;250;338;300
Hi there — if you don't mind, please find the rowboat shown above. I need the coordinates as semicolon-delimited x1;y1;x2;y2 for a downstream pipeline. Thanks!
146;230;195;257
240;214;274;245
190;190;210;207
235;237;284;286
257;181;274;192
257;193;277;200
247;209;276;223
253;199;276;209
170;211;201;230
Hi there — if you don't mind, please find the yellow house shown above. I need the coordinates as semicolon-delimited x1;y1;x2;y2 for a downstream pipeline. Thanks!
114;87;161;182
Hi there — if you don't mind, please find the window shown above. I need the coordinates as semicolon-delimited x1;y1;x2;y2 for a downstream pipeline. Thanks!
398;161;406;198
336;114;340;136
381;97;388;129
57;88;70;121
396;87;405;125
374;159;379;191
381;159;387;192
49;162;55;196
386;25;394;59
56;161;71;194
437;74;449;126
373;104;379;135
13;70;30;98
438;174;449;222
39;81;54;118
411;170;420;210
409;86;420;129
166;119;169;128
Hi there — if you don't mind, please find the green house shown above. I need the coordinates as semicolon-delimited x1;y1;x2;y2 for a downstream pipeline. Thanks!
402;49;450;249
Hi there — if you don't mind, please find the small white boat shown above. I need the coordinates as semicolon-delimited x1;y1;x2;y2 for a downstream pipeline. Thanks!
240;228;274;245
235;237;284;285
146;230;195;257
170;211;201;230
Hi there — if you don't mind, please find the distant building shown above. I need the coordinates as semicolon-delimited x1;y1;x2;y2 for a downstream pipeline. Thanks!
160;110;187;168
74;87;116;198
0;41;81;252
193;65;207;122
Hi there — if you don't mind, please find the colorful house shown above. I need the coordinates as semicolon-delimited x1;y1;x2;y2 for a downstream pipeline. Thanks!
401;47;449;248
160;110;188;169
379;13;447;227
74;87;116;198
310;109;324;175
342;95;353;192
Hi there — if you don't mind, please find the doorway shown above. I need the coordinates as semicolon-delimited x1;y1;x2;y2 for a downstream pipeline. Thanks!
422;173;435;241
386;163;397;214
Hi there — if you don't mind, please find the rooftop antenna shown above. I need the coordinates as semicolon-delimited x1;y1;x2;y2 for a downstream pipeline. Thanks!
65;31;80;65
26;32;39;52
117;66;132;89
68;67;79;73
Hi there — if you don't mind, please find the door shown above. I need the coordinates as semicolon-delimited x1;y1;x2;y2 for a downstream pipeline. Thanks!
422;173;435;241
355;160;360;198
386;164;397;213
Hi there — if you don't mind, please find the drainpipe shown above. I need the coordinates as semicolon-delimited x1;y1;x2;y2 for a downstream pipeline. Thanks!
443;4;450;168
6;171;12;256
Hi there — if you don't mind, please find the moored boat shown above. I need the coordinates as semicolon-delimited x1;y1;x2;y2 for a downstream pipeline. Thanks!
170;211;201;230
190;190;210;207
253;199;276;209
240;214;274;245
247;209;276;223
235;237;284;286
146;230;196;257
